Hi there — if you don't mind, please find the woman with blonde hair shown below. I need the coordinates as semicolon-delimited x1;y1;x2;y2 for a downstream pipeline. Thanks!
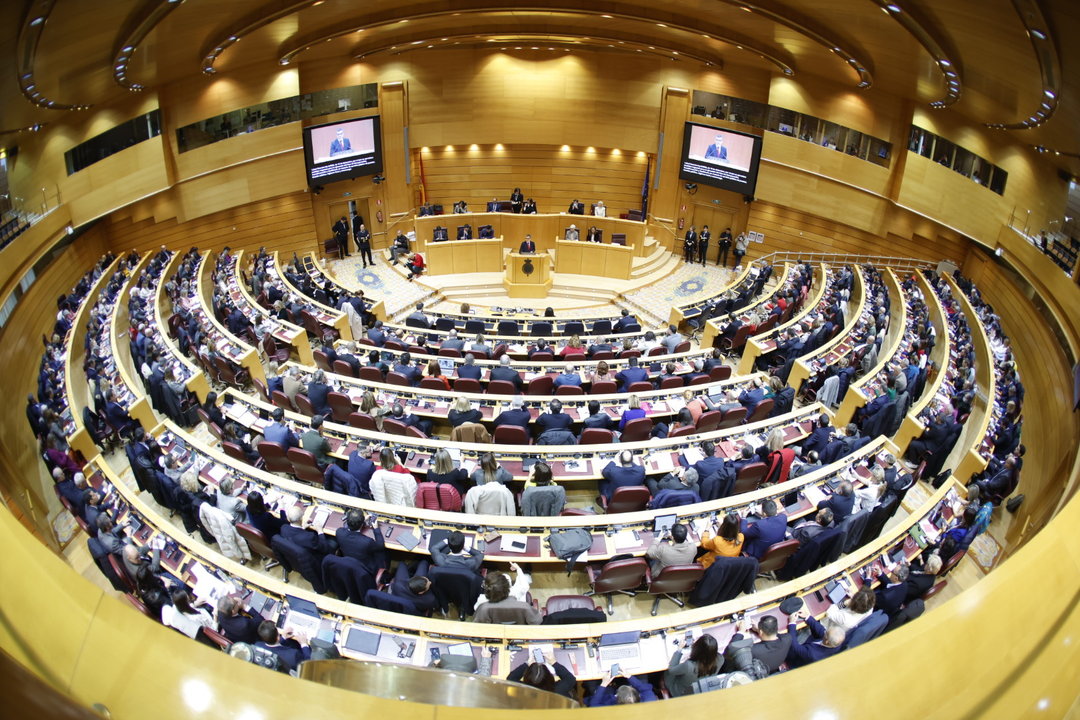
559;334;585;358
358;390;387;430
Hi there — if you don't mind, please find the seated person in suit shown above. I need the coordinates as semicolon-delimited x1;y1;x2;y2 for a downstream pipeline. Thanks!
801;413;834;458
468;333;493;357
255;621;311;673
614;356;649;390
600;450;645;500
586;226;602;243
737;378;766;415
568;199;585;214
457;224;473;240
217;595;265;645
655;362;683;388
391;560;438;614
817;480;855;522
300;415;334;469
366;320;388;346
406;302;430;328
645;522;697;574
613;308;637;332
433;225;449;242
478;224;495;239
593;200;607;217
784;608;845;669
431;530;484;576
582;399;616;431
487;197;500;212
418;203;433;216
392;352;423;386
741;499;788;559
522;198;537;214
457;353;483;380
792;508;834;544
553;365;582;388
519;234;536;253
618;394;647;432
493;396;531;430
535;399;573;437
453;200;469;213
335;509;385;574
441;329;465;351
564;224;580;241
723;615;792;675
474;570;541;625
389;402;430;436
279;503;337;560
874;563;911;618
489;354;523;391
306;371;332;416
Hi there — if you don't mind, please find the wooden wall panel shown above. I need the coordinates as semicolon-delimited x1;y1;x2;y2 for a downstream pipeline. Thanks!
0;224;110;537
102;191;317;257
415;145;649;217
62;137;171;227
768;75;904;141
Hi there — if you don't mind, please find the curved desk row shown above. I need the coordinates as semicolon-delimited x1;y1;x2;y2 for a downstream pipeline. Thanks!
86;451;961;681
789;265;867;391
738;263;833;375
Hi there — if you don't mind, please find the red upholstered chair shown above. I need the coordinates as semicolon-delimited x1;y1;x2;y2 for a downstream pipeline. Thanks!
420;377;448;390
313;349;333;372
257;441;294;474
709;365;733;382
263;335;291;364
618;349;641;359
757;539;801;580
527;375;554;395
555;384;584;395
598;485;651;514
673;341;692;353
647;346;665;356
626;381;653;394
236;522;279;569
454;377;483;393
733;462;768;494
197;626;232;651
717;406;747;429
359;366;384;383
333;359;357;378
125;593;157;620
580;428;614;445
385;371;410;387
348;412;378;431
668;423;697;438
487;380;519;395
271;390;295;412
294;393;315;416
223;441;263;469
585;558;651;615
590;351;614;360
590;380;617;394
560;507;596;516
696;410;722;433
543;595;601;616
620;417;653;443
719;325;751;352
415;482;463;512
529;352;554;361
493;425;529;445
660;376;685;389
647;563;705;615
327;392;354;424
746;398;775;424
382;418;408;436
253;377;270;402
286;447;325;484
922;580;948;601
438;347;463;358
688;374;710;386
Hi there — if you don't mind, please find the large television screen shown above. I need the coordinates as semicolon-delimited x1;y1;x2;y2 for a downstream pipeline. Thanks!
678;122;763;196
302;116;383;186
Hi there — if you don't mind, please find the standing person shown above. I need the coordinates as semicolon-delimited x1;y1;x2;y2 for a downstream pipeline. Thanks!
332;216;349;258
717;227;733;266
733;232;749;267
698;224;711;265
683;225;697;263
510;187;524;213
354;223;373;267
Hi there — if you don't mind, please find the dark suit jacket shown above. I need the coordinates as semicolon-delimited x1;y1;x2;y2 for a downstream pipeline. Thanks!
583;412;615;431
801;426;833;456
818;492;855;522
741;513;788;558
280;523;334;558
255;639;310;673
519;241;536;253
536;412;573;435
336;527;386;574
875;580;908;617
493;408;531;430
307;382;331;415
220;609;265;644
614;366;649;389
392;363;423;386
457;364;483;380
785;617;840;668
263;422;298;449
738;386;765;414
600;462;646;499
489;365;523;390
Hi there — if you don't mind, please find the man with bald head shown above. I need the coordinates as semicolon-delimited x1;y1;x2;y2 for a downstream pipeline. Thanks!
785;607;845;668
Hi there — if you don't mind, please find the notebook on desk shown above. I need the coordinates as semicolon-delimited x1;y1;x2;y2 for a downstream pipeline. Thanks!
344;628;382;656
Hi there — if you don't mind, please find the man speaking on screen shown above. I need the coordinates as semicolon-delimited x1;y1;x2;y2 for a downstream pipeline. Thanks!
705;135;728;162
329;128;352;157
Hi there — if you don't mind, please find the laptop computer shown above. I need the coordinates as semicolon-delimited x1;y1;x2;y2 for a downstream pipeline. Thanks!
598;631;642;668
344;628;382;656
247;590;278;617
282;594;323;637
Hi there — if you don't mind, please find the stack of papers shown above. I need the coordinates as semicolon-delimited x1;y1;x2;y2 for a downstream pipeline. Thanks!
613;529;642;550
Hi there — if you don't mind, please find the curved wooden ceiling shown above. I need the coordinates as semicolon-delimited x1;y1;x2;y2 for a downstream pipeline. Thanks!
2;0;1076;170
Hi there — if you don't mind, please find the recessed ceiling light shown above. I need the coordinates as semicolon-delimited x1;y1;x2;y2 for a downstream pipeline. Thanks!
885;3;902;12
939;59;951;67
1030;28;1046;40
1044;89;1056;98
601;14;612;18
656;23;667;27
30;17;44;26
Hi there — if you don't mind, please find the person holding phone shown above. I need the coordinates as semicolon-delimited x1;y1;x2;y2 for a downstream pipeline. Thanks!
507;649;577;698
586;666;657;705
664;634;719;698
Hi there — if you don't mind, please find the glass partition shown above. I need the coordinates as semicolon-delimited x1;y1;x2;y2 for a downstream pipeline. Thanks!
907;125;1007;195
64;110;162;175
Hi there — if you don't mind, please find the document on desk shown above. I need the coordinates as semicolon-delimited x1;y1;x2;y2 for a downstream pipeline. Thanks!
309;507;331;532
612;529;642;551
802;484;828;508
498;533;530;553
190;564;235;605
681;447;705;465
666;396;686;413
561;459;590;475
207;464;229;483
649;453;676;473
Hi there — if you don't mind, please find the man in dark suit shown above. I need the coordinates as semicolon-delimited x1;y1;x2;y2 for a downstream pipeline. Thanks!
493;396;531;431
874;564;911;618
392;352;423;386
683;225;697;263
332;215;350;257
431;530;485;575
457;224;473;240
280;504;336;560
600;450;646;500
354;222;373;267
613;309;637;332
432;225;449;242
704;135;728;161
441;329;465;352
614;356;649;390
723;615;792;675
391;560;438;614
717;227;733;266
489;355;523;391
406;302;430;328
582;399;615;431
301;415;333;469
785;609;844;669
553;366;582;389
738;378;766;415
389;403;429;435
263;408;298;449
817;481;854;522
457;354;483;380
217;595;264;644
741;499;788;558
519;234;536;253
568;199;584;214
691;440;726;485
335;509;386;574
478;225;495;239
347;448;377;497
306;370;332;416
329;129;352;156
801;413;834;458
487;197;500;212
366;320;387;347
255;622;311;673
535;399;573;436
